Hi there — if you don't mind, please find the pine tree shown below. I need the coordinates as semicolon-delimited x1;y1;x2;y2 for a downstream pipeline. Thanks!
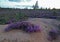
33;1;39;9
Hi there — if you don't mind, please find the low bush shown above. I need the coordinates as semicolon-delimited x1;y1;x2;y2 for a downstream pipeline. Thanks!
4;21;41;33
0;13;28;24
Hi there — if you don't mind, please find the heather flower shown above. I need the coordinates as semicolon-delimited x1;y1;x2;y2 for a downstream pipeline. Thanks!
48;29;58;41
58;24;60;34
4;21;41;33
26;25;40;32
4;22;21;32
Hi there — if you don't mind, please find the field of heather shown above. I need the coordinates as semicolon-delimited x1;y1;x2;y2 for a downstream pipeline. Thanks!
0;18;60;42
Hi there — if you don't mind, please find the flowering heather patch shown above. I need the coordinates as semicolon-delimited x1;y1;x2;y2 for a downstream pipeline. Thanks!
4;21;41;33
48;29;59;41
57;24;60;35
58;24;60;30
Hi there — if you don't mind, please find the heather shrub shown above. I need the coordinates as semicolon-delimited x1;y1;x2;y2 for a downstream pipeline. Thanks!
48;29;58;41
0;13;28;24
4;21;41;33
15;13;28;22
4;22;21;32
0;18;7;24
58;24;60;29
5;18;17;24
57;24;60;34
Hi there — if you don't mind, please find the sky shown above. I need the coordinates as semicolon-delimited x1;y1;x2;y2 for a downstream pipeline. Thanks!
0;0;60;9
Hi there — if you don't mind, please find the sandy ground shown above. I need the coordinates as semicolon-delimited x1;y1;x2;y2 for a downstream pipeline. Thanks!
0;18;60;42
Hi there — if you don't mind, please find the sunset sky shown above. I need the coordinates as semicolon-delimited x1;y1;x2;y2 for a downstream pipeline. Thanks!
0;0;60;9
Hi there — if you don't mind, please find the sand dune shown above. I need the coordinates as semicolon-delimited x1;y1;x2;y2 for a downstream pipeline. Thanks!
0;18;60;42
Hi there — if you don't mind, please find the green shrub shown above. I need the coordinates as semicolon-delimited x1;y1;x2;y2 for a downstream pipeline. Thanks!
0;18;6;24
0;13;28;24
15;13;28;21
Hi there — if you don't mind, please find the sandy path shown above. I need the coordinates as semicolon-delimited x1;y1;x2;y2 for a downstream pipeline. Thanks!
0;18;60;42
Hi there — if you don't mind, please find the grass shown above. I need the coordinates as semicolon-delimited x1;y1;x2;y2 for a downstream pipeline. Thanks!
0;13;28;24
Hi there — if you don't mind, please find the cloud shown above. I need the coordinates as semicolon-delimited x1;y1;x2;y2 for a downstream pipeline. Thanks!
9;0;32;2
38;0;60;9
0;0;8;2
9;0;22;2
1;0;60;9
0;0;35;9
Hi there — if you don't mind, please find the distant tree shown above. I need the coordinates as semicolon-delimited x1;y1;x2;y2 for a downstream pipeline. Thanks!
24;7;28;9
0;7;2;9
0;7;1;8
33;1;39;9
40;7;46;10
46;8;48;10
52;8;56;10
40;7;43;10
53;11;57;16
48;8;51;10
